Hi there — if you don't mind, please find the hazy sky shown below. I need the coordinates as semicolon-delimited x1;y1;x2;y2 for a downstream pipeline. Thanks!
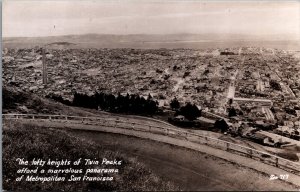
3;0;300;38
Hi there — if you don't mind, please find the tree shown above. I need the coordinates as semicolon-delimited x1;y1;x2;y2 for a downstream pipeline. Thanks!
72;91;158;115
270;80;281;91
179;103;201;121
228;107;237;117
170;97;180;110
116;92;124;112
147;93;152;100
270;106;275;113
106;94;116;111
214;119;229;132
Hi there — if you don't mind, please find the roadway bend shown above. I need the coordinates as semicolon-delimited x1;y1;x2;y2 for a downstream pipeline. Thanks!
5;117;300;189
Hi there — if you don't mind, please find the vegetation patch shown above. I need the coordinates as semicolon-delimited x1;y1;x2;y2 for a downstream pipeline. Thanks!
275;152;299;162
3;121;179;191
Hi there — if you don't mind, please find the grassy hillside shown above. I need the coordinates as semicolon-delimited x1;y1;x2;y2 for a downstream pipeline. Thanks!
3;86;105;116
3;121;179;191
2;87;173;127
3;87;180;191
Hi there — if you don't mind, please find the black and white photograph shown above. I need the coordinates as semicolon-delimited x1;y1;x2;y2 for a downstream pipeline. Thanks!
2;0;300;191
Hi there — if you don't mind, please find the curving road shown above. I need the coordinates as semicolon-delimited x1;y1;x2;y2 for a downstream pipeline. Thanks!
70;130;299;191
7;117;300;190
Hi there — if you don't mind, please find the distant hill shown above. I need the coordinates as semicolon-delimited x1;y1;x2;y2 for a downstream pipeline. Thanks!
3;33;300;50
46;41;77;49
47;41;76;46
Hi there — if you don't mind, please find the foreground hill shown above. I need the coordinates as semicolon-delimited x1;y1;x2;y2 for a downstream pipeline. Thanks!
3;87;180;191
2;86;174;128
3;86;98;116
3;121;178;191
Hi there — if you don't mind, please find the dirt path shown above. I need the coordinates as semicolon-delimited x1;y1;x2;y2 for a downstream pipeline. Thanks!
70;130;299;191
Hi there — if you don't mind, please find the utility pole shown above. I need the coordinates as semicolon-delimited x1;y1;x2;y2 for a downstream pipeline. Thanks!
42;48;47;85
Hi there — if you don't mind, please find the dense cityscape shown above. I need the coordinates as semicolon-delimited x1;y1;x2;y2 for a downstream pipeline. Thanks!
3;47;300;145
3;0;300;191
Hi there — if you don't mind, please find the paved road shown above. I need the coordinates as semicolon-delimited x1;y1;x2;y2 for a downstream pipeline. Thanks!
70;130;299;191
227;56;245;100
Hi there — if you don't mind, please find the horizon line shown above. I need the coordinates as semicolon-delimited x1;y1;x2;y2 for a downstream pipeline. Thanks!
3;32;300;39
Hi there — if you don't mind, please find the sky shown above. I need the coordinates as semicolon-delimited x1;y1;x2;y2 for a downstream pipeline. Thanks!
3;0;300;38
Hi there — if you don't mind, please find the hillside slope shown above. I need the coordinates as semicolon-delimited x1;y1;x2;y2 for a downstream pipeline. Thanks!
3;121;179;191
